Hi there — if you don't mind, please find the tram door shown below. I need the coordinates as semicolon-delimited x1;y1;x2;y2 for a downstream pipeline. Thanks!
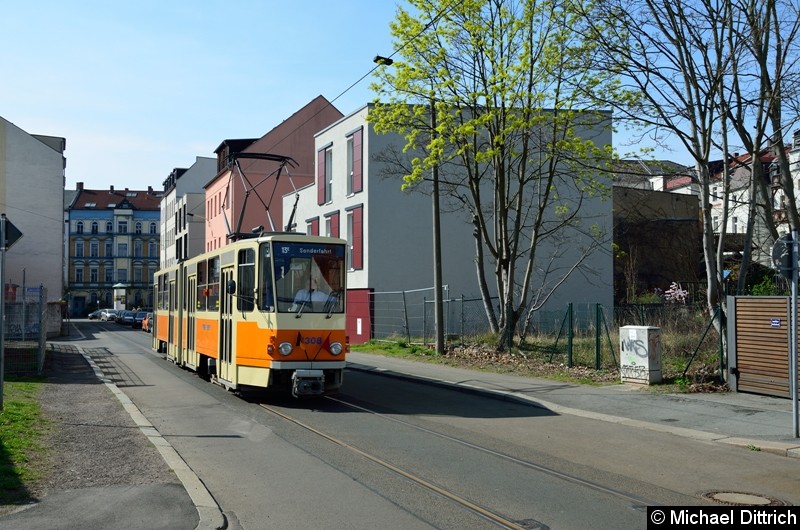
217;266;235;384
167;278;178;361
186;275;196;367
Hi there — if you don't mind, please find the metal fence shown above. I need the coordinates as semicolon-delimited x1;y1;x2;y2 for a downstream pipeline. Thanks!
3;286;49;375
370;286;704;346
370;287;616;345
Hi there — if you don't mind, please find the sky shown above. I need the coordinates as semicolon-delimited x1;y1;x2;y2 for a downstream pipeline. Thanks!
1;1;689;193
1;0;399;191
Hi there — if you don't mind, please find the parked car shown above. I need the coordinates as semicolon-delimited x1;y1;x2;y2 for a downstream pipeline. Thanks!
133;311;148;329
141;312;153;333
87;309;102;320
117;310;135;326
100;309;118;321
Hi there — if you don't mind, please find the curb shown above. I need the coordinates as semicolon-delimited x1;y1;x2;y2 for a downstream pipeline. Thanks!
346;362;800;459
77;346;226;530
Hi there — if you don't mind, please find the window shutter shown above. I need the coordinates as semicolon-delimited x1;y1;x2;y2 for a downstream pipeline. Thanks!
330;211;340;238
352;206;363;269
309;218;319;236
353;128;363;193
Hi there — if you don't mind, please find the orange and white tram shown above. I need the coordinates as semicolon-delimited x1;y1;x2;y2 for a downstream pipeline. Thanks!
152;233;348;397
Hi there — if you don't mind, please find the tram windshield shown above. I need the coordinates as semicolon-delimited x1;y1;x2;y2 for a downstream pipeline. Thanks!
267;241;345;314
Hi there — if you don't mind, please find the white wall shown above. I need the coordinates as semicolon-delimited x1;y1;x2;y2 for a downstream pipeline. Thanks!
0;118;65;301
286;103;613;314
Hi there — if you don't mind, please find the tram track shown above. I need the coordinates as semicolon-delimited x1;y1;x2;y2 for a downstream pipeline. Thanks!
258;400;529;530
258;393;654;529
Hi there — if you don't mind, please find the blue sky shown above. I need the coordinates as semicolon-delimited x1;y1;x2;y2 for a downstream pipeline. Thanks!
1;1;398;190
1;1;689;192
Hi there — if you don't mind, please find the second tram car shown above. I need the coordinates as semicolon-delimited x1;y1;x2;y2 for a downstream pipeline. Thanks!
152;233;348;397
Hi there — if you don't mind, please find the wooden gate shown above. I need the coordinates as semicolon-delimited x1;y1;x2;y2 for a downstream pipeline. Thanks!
728;296;799;397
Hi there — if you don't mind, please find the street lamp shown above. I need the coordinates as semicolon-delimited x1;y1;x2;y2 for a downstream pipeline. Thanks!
374;55;445;353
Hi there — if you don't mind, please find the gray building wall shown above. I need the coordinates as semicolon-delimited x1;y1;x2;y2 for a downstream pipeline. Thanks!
160;156;216;268
0;117;66;301
285;103;613;339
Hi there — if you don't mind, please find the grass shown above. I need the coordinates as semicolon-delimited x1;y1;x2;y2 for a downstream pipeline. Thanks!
0;376;48;506
353;316;725;392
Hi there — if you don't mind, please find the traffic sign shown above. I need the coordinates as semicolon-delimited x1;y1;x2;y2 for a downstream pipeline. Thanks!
0;215;22;250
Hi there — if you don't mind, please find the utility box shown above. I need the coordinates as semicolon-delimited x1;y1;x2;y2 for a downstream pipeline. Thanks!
620;326;662;384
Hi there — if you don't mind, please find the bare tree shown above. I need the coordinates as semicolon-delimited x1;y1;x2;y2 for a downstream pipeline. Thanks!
578;0;800;358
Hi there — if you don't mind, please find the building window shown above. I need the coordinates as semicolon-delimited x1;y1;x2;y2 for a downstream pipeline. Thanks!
118;221;128;234
106;221;113;233
118;243;128;257
347;128;363;195
134;266;143;283
307;218;319;236
105;268;113;283
150;222;157;234
76;241;84;257
325;211;340;238
105;241;113;257
117;268;128;283
149;240;158;257
90;241;99;257
135;222;143;234
346;205;363;270
75;267;84;283
317;144;333;205
91;222;99;234
134;240;143;257
90;267;99;283
76;221;84;234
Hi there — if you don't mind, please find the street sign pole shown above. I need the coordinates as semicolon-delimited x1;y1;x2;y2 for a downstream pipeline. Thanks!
792;231;799;438
1;215;6;411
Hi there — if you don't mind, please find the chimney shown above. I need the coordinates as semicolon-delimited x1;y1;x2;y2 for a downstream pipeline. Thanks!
76;182;84;191
110;185;114;192
148;186;153;194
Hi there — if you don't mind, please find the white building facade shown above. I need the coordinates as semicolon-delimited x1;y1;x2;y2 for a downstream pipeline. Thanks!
159;156;216;269
0;117;66;302
284;104;614;344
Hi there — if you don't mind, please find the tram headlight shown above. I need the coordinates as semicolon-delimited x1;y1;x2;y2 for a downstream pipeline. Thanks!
278;342;293;356
330;342;343;355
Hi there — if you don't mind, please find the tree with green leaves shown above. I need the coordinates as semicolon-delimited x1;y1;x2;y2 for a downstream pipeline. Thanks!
369;0;616;352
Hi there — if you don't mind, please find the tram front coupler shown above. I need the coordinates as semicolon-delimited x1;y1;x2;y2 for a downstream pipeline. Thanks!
292;369;325;397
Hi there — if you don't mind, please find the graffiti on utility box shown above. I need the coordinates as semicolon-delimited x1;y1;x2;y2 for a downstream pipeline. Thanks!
619;326;662;384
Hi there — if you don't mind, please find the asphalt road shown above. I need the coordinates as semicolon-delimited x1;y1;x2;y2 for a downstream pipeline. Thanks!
71;322;800;529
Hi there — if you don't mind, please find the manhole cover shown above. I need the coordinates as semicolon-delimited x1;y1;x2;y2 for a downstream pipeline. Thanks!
701;491;790;506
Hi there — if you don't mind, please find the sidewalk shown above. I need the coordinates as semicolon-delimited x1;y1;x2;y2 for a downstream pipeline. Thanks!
347;351;800;458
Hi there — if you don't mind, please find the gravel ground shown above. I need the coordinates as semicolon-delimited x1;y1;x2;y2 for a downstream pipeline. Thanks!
0;345;180;515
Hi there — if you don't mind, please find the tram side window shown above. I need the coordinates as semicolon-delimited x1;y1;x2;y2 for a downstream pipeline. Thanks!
197;261;207;310
259;243;275;311
208;257;220;310
237;249;255;312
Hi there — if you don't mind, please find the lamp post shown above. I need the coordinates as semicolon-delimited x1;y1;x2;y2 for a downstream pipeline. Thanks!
374;55;445;353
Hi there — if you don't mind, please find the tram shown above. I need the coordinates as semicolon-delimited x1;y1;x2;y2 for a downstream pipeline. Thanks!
152;233;348;397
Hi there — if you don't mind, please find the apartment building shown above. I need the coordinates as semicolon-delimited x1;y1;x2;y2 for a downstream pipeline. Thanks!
284;103;614;343
65;183;162;316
